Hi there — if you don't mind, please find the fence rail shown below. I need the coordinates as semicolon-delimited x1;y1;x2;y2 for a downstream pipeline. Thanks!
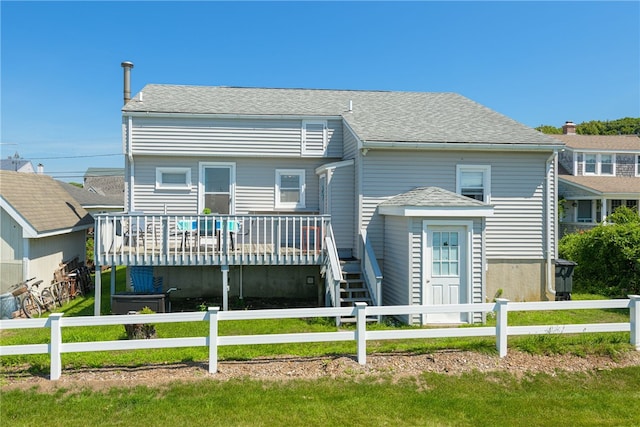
1;296;638;381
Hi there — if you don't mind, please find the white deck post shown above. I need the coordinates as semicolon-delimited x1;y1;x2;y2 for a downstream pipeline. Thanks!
208;307;220;374
630;295;640;350
355;302;367;365
49;313;64;380
495;298;509;358
221;265;229;311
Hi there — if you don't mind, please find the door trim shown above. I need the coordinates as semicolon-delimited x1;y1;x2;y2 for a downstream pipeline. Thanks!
421;219;473;324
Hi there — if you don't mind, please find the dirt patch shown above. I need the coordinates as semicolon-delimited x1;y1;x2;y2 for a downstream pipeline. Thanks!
2;350;639;393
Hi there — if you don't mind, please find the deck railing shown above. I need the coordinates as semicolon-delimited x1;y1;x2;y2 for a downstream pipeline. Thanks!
1;296;638;381
94;213;330;266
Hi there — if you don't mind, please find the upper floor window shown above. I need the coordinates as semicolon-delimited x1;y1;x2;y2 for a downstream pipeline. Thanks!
301;120;327;156
156;167;191;190
583;153;615;176
275;169;306;209
636;155;640;176
456;165;491;202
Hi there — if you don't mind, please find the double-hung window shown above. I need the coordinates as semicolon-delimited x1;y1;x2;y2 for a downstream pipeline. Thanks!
275;169;305;209
155;167;191;190
456;165;491;202
583;153;615;176
636;155;640;176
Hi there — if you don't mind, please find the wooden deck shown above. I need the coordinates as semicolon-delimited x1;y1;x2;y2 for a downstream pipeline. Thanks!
95;214;328;267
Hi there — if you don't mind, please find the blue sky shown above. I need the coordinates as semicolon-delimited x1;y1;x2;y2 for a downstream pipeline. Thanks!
1;1;639;182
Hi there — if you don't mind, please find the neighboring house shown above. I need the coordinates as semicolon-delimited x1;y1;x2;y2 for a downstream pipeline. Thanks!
84;168;125;199
0;153;36;173
93;77;564;323
59;181;124;215
0;171;93;293
554;121;640;237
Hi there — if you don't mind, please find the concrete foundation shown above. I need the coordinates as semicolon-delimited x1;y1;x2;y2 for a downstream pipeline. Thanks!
152;265;322;302
486;259;550;302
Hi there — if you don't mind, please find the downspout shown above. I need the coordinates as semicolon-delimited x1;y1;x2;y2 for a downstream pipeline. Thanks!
546;151;557;298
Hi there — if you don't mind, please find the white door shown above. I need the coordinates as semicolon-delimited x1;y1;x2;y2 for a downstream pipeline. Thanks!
201;164;235;214
425;226;467;323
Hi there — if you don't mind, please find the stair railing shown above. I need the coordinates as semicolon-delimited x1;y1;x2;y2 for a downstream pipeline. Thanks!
360;228;382;308
323;224;343;313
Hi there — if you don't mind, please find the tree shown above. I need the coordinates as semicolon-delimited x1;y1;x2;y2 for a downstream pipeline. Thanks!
537;117;640;135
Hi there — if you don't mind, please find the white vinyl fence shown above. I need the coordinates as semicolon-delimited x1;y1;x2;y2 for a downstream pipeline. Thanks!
1;296;638;381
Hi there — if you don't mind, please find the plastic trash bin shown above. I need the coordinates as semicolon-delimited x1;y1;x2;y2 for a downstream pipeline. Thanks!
555;259;577;301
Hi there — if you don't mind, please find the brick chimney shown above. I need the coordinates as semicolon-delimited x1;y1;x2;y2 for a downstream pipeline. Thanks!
562;121;576;135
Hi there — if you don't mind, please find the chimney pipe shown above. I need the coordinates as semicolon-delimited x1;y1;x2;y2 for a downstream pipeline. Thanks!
121;61;134;105
37;163;44;174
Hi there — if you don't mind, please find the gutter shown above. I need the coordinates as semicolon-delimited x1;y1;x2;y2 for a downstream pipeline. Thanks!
546;150;558;298
360;141;565;152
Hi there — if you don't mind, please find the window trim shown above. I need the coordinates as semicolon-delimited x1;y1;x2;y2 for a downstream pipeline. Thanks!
582;152;616;176
275;169;306;209
456;165;491;203
155;167;191;190
636;154;640;177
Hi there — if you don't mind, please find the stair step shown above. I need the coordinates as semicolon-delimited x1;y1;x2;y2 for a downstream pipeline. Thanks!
340;287;368;293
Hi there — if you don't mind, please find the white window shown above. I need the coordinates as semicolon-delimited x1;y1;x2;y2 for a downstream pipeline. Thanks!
156;167;191;190
583;153;615;176
301;120;327;156
275;169;305;209
636;155;640;176
456;165;491;202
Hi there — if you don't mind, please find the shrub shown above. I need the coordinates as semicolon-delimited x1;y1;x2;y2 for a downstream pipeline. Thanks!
559;209;640;297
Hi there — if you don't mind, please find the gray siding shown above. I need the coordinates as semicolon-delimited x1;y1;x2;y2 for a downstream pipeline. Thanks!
382;216;412;323
361;151;550;260
130;117;343;158
328;164;355;252
342;124;359;159
130;156;328;215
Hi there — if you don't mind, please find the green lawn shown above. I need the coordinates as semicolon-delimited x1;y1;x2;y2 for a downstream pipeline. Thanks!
2;267;639;426
2;368;639;426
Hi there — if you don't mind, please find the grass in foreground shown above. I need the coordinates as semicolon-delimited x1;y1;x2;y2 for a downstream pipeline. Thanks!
3;367;639;426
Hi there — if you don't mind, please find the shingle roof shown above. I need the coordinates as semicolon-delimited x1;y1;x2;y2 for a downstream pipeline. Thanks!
559;175;640;195
58;181;123;209
551;134;640;151
380;186;489;208
0;171;93;235
123;85;561;146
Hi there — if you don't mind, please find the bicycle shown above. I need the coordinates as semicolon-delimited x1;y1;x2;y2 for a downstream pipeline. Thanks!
12;277;56;318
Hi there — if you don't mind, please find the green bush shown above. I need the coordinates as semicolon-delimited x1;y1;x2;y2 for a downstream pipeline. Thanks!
559;207;640;297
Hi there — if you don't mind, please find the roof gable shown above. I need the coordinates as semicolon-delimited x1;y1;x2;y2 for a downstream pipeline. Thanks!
0;171;93;236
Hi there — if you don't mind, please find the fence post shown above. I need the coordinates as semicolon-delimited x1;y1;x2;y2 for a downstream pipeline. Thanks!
49;313;64;380
208;307;220;374
495;299;509;358
355;302;367;365
630;295;640;351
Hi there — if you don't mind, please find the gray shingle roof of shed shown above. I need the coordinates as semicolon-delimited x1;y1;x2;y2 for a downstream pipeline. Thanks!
380;187;489;208
123;85;561;146
0;171;93;234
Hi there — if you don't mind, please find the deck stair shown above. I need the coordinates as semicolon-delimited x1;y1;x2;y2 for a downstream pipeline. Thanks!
339;260;377;323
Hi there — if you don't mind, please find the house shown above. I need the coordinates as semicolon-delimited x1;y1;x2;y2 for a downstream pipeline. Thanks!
92;63;564;322
83;167;125;200
0;171;93;293
59;181;124;215
0;153;37;174
554;121;640;237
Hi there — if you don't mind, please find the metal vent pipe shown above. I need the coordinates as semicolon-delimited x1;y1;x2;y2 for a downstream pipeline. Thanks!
121;61;134;105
